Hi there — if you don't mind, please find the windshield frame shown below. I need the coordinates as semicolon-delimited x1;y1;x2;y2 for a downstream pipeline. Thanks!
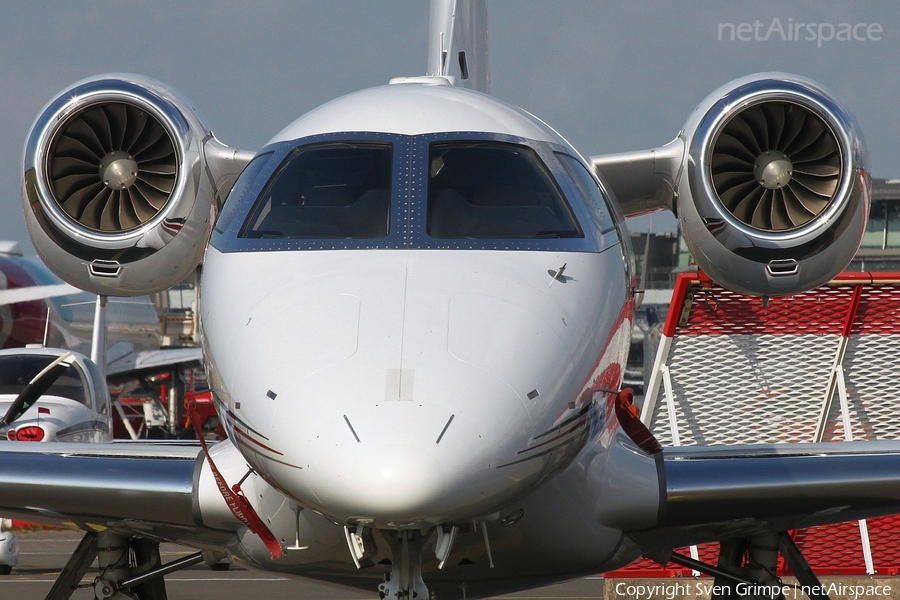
211;132;618;254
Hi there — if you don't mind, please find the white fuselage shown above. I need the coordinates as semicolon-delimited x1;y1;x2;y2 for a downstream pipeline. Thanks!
192;80;650;591
202;245;631;528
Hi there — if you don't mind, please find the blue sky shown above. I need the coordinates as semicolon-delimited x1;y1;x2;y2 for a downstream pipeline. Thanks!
1;1;898;248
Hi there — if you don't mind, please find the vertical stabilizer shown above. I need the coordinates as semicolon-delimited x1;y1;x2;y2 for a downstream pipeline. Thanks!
426;0;489;93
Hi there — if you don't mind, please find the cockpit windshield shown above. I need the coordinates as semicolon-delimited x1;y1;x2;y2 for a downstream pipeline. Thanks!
427;142;582;239
212;132;618;254
0;355;89;407
240;142;392;239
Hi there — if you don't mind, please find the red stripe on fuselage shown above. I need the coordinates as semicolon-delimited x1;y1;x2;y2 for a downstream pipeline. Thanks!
232;425;284;456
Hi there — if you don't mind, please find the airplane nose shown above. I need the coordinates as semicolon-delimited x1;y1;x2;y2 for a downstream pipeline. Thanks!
340;444;446;518
264;401;517;527
220;255;584;526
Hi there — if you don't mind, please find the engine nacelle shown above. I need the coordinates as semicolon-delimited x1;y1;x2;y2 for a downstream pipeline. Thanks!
22;74;249;296
677;73;869;296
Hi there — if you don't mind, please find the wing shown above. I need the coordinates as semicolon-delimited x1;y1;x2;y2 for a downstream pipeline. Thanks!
607;397;900;548
642;441;900;548
106;347;203;377
580;395;900;593
0;440;258;598
0;441;226;538
0;283;80;307
597;395;900;590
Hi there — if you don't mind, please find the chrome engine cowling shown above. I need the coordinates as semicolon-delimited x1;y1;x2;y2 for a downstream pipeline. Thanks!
23;74;248;296
677;74;869;296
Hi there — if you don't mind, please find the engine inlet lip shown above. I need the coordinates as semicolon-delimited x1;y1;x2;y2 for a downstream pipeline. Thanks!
690;80;857;245
27;78;188;247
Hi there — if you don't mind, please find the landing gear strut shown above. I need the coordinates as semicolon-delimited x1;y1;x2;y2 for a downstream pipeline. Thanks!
45;531;211;600
651;531;831;600
379;531;428;600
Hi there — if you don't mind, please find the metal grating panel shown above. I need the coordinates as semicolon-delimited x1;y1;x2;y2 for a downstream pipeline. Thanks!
647;275;900;445
793;521;867;575
653;334;838;445
824;334;900;441
869;515;900;575
608;273;900;579
677;285;854;336
851;284;900;334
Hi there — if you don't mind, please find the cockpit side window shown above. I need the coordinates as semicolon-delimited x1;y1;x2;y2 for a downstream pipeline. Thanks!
240;143;392;239
427;142;583;239
0;355;89;408
555;153;616;234
215;151;274;235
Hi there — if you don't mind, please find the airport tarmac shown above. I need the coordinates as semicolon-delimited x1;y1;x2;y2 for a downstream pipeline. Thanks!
7;530;900;600
0;529;606;600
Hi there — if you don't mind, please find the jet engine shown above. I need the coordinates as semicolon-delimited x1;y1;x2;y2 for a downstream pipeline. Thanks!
22;75;251;296
676;74;869;296
594;74;869;297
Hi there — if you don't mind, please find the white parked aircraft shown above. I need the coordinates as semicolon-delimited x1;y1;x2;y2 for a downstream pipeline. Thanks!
0;347;112;575
0;347;113;575
0;1;889;598
0;347;112;443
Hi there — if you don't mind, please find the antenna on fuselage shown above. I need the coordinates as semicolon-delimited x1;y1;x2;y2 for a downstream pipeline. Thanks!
426;0;489;93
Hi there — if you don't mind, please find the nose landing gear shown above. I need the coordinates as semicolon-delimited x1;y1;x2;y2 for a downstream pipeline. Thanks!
378;531;428;600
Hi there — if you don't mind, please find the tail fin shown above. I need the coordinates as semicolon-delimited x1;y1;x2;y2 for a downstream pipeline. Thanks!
426;0;489;93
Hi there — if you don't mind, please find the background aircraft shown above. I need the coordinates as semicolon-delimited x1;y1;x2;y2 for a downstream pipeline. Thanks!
0;521;14;575
0;241;159;353
0;2;895;599
0;347;112;443
0;346;112;575
0;244;211;439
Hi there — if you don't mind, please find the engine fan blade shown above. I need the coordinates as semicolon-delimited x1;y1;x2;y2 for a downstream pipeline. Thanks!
761;102;786;150
47;102;178;233
103;103;129;149
740;106;769;151
710;101;843;232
